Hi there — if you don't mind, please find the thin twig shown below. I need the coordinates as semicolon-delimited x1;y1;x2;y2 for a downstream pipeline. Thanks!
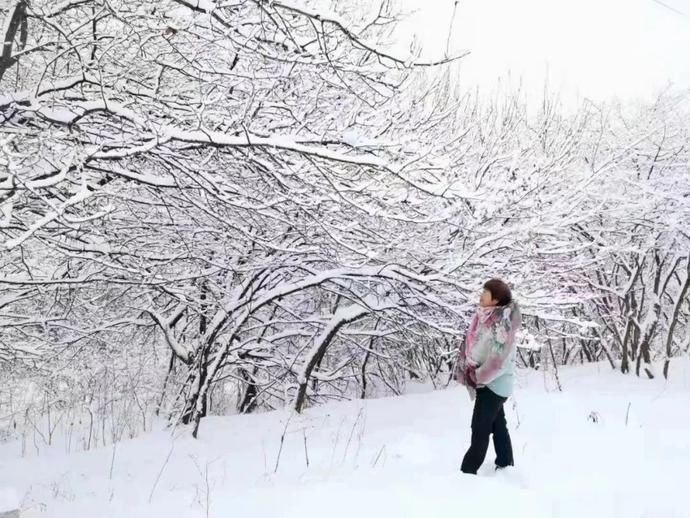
303;428;310;468
149;442;175;503
341;407;364;466
273;412;293;473
372;444;386;468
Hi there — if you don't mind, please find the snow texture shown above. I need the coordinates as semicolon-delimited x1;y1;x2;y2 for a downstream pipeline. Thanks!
0;488;18;513
1;360;689;517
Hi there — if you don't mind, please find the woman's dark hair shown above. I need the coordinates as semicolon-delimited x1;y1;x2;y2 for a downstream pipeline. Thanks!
483;279;512;306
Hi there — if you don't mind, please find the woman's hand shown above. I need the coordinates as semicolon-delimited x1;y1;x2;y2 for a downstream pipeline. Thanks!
465;365;478;388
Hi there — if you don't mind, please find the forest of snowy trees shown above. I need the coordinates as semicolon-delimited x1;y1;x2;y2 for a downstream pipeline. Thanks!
1;0;689;448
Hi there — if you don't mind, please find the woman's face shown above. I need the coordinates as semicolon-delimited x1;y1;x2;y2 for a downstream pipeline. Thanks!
479;289;497;307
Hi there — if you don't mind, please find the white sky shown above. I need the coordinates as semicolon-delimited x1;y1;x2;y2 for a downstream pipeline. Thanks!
397;0;690;105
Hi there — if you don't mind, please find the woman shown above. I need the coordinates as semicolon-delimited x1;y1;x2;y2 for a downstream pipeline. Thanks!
455;279;522;475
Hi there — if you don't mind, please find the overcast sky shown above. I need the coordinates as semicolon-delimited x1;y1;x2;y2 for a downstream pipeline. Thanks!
395;0;690;105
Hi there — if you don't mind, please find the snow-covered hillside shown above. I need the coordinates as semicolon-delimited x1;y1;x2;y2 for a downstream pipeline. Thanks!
2;361;689;518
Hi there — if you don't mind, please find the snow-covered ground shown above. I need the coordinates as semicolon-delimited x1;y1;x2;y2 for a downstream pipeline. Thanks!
2;360;689;518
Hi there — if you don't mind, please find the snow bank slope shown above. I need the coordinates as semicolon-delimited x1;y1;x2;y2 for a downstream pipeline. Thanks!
2;360;689;517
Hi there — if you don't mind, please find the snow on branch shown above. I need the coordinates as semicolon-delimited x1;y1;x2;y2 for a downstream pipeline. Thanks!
253;0;469;68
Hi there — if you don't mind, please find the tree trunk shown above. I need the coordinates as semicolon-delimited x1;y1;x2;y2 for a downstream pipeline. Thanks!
156;352;177;416
663;259;690;379
238;365;259;414
621;339;629;373
181;280;211;434
0;1;28;82
360;319;380;399
294;306;368;413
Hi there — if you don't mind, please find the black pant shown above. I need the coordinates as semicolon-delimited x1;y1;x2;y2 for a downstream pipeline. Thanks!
461;387;514;474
